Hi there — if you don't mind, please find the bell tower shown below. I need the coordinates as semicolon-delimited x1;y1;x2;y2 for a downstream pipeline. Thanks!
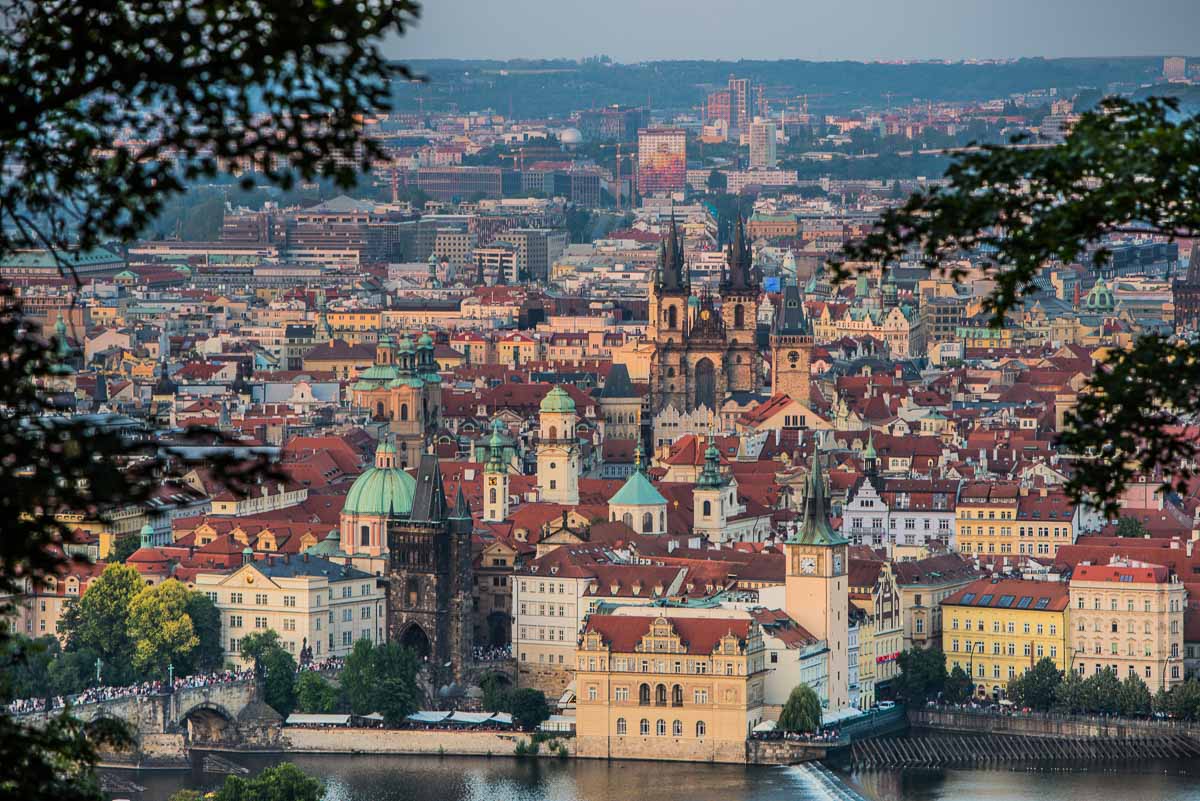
784;446;849;709
649;217;691;413
536;386;579;505
770;267;813;402
720;215;760;393
483;419;510;523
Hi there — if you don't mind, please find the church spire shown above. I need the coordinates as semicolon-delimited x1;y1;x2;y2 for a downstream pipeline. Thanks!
789;445;846;546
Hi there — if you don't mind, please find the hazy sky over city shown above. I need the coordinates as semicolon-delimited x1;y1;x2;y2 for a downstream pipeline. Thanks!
390;0;1200;62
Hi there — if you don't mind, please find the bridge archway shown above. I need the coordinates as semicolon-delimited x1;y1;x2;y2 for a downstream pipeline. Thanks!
85;715;136;756
180;702;235;745
399;623;432;659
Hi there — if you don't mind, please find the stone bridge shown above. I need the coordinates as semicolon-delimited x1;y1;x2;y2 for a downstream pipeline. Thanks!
22;680;283;765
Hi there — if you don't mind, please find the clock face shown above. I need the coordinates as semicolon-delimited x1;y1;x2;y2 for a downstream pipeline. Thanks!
833;555;844;574
700;309;711;320
800;557;817;575
788;351;800;364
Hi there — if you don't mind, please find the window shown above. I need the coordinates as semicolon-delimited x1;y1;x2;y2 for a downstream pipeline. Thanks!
229;615;243;629
254;616;267;629
284;595;296;608
230;592;243;604
672;719;683;737
616;718;627;735
696;721;707;737
656;719;666;736
640;719;650;736
694;688;709;704
639;684;650;705
672;684;683;706
587;685;597;701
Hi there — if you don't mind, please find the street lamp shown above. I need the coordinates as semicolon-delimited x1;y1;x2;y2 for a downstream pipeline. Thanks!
94;657;102;687
168;662;174;692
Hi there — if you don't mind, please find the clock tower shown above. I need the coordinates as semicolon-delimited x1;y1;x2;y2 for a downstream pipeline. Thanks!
784;446;849;710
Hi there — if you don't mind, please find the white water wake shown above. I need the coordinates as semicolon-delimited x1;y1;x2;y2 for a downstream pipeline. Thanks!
784;762;870;801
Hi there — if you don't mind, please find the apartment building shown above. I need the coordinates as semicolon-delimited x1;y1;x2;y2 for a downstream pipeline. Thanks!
196;552;386;666
1068;562;1186;692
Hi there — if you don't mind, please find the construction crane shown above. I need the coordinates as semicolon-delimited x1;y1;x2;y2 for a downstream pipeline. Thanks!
596;142;637;212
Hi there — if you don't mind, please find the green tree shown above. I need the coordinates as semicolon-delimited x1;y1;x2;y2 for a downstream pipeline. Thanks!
339;639;378;716
47;649;102;697
374;643;420;726
839;97;1200;512
167;791;203;801
508;688;550;732
127;579;199;679
1082;668;1123;715
211;762;323;801
295;672;339;715
893;647;949;703
107;533;142;564
777;684;823;733
480;673;511;713
260;647;298;718
1118;674;1153;717
58;563;143;684
1114;517;1151;538
0;0;420;796
1165;678;1200;720
1054;669;1088;714
182;592;224;675
1007;657;1062;712
944;665;974;705
238;630;284;674
706;169;727;192
0;636;60;701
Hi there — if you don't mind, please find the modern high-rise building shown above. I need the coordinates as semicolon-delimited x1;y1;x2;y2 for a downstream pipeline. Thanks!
748;117;777;170
706;89;732;128
637;127;687;197
576;106;647;143
1164;56;1188;81
728;76;750;132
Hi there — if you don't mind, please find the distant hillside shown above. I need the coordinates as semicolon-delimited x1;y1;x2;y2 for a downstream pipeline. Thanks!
390;57;1165;118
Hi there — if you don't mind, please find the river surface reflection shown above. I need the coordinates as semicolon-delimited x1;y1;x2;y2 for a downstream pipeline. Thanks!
107;752;1200;801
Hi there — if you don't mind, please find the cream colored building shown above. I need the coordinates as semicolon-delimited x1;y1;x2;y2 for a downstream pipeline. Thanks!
195;552;386;666
1068;562;1186;692
575;613;766;763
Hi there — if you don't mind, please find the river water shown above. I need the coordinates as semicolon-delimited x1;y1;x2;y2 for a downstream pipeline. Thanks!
106;753;1200;801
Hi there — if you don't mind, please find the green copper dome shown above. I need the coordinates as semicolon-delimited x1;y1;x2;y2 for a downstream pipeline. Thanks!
610;470;667;507
418;333;434;348
342;443;416;518
539;385;575;414
398;335;415;353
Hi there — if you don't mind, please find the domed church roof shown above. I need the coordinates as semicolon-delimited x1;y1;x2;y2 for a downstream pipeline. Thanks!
342;440;416;518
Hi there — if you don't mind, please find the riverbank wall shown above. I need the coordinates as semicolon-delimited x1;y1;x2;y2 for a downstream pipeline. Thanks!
910;707;1200;741
282;727;574;757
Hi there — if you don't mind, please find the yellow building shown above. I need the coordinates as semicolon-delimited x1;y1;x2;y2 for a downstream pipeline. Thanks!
195;551;386;667
497;332;539;366
956;483;1078;559
327;309;383;343
942;578;1069;700
575;613;767;763
1068;562;1186;692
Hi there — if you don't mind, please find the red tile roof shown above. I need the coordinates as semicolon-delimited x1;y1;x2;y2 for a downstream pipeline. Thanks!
583;614;753;655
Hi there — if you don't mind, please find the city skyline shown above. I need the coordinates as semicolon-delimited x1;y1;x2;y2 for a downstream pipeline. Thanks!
391;0;1200;63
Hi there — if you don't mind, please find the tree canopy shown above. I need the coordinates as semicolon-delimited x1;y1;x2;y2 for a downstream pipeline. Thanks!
839;97;1200;513
894;647;949;703
127;580;200;679
777;684;823;733
0;1;422;796
508;688;551;732
1007;657;1062;711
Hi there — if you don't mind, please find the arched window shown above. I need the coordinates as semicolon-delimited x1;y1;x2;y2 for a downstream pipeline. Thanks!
672;719;682;737
639;684;650;705
376;401;385;418
656;719;666;736
642;512;654;533
548;426;557;440
623;512;633;528
360;525;370;547
655;684;667;706
703;500;712;517
489;488;497;504
616;717;627;735
406;578;419;606
640;718;650;735
400;403;409;421
667;306;678;329
696;720;707;737
667;366;675;378
734;304;745;328
672;684;683;706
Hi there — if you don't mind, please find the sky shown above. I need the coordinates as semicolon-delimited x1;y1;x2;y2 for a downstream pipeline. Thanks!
388;0;1200;63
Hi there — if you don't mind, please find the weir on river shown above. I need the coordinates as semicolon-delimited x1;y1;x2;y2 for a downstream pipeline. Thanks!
851;733;1200;768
